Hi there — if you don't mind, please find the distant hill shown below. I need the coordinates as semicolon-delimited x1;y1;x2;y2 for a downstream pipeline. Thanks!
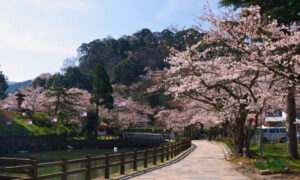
7;81;17;85
6;80;32;93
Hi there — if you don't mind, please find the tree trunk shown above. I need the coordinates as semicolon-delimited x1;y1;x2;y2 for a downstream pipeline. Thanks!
186;125;192;138
243;127;254;158
95;104;99;139
54;96;60;115
286;86;299;159
228;116;245;156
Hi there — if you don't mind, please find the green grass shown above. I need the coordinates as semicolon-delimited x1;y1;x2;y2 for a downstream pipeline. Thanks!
97;136;119;140
125;126;170;134
0;110;77;136
70;136;119;140
250;143;300;171
215;137;300;171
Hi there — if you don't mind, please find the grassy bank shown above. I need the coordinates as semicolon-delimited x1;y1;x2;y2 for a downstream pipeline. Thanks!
0;110;77;136
215;137;300;171
250;143;300;171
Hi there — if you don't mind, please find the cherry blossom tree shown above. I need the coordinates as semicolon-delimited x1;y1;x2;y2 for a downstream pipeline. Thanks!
190;4;300;158
147;4;299;157
22;86;44;112
112;85;156;129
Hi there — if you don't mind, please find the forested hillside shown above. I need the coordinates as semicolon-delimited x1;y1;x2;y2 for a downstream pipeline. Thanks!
6;80;32;94
34;28;202;91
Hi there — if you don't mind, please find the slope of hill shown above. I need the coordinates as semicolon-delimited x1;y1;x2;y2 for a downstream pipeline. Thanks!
6;80;32;94
0;110;77;136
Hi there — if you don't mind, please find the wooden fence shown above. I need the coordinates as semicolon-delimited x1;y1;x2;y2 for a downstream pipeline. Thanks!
0;138;191;180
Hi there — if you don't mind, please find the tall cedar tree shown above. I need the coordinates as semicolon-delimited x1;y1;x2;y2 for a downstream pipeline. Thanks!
90;65;114;137
220;0;300;160
0;71;8;99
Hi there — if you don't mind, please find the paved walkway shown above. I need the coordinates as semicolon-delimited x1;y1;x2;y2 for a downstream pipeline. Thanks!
126;140;249;180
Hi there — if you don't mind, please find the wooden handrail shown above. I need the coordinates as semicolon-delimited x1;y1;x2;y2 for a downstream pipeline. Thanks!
0;165;31;174
38;161;63;168
0;139;192;180
67;168;87;175
37;172;64;179
90;165;105;171
109;153;122;158
0;157;32;163
90;156;105;161
68;158;87;164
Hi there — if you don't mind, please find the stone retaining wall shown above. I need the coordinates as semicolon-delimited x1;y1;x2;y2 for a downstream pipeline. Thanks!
0;135;67;155
0;135;165;155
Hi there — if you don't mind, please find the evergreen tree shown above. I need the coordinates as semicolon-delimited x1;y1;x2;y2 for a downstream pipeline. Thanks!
44;86;82;115
112;56;143;85
90;65;114;137
219;0;300;25
0;71;8;99
44;73;66;89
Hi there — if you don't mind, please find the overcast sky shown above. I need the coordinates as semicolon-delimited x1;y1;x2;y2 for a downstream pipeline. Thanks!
0;0;226;82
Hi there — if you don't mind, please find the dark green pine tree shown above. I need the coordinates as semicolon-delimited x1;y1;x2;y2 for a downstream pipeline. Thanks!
0;71;8;99
90;64;114;138
219;0;300;25
44;86;82;115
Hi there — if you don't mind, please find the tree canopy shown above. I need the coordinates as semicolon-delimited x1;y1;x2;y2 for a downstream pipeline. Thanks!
219;0;300;25
0;71;8;99
112;56;143;85
90;64;114;110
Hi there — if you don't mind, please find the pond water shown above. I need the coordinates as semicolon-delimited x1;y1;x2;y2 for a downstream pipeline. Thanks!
3;147;153;180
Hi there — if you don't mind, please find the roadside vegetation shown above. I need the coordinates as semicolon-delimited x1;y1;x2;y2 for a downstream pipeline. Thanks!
216;137;300;172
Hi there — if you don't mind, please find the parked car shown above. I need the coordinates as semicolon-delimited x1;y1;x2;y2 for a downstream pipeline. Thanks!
261;126;286;143
3;107;13;111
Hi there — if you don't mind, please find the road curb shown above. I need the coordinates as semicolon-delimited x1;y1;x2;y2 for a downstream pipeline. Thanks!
110;144;197;180
212;141;233;160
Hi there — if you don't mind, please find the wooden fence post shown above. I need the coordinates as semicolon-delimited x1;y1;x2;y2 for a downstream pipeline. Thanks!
62;157;68;180
173;143;176;157
29;156;38;180
120;152;125;175
180;141;183;152
133;149;137;171
86;155;91;180
167;144;169;161
187;139;188;148
105;153;110;179
161;146;164;163
179;142;182;153
153;147;157;165
171;144;174;159
144;148;148;168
